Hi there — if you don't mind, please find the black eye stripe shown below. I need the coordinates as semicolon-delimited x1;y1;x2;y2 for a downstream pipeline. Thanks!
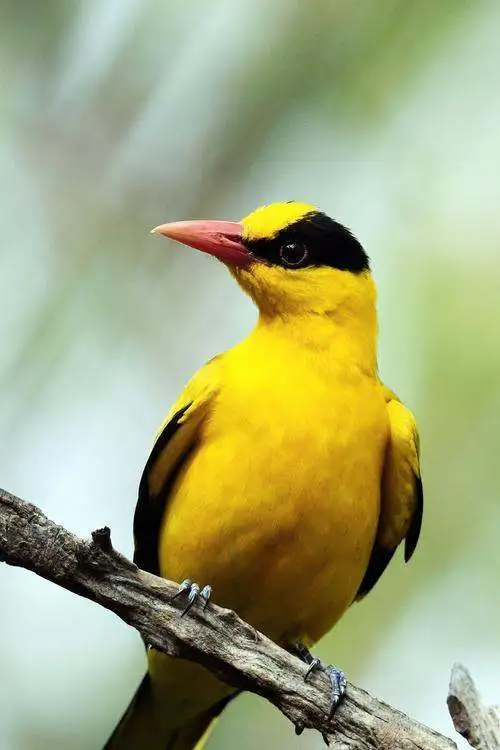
244;211;369;274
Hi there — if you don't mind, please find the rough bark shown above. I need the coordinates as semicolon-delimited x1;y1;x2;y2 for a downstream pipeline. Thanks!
0;486;473;749
448;663;500;749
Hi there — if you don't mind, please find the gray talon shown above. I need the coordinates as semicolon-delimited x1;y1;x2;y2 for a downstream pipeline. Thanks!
170;579;192;602
323;665;346;718
292;642;346;720
181;583;200;616
304;657;322;681
200;584;212;609
171;579;212;616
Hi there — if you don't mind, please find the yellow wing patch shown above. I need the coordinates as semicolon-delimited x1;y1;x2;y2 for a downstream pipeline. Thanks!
356;389;423;599
147;357;221;498
378;398;421;553
154;357;221;440
241;201;317;241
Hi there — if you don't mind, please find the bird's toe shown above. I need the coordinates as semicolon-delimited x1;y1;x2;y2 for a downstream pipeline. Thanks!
323;665;347;717
170;579;212;616
292;642;346;720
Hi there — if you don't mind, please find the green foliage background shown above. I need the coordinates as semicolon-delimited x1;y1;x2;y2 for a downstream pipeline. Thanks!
1;2;499;748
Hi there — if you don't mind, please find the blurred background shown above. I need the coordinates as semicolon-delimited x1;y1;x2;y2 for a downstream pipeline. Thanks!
1;1;500;748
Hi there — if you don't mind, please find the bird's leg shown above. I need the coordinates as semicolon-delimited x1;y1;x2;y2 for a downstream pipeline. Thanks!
290;642;346;744
170;579;212;616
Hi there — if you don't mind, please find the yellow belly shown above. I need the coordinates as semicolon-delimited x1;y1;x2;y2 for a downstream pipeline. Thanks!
159;367;387;645
149;342;388;736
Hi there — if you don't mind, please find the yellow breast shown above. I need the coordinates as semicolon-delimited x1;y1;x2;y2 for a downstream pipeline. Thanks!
159;326;388;646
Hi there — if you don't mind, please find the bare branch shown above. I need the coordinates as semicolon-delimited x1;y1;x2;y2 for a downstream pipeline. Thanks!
448;663;500;749
0;486;456;749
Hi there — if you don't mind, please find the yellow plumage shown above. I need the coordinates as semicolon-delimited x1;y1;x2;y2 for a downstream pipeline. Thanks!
241;201;317;240
104;202;422;750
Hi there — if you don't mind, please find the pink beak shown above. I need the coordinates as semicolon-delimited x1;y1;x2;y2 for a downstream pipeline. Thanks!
151;219;251;267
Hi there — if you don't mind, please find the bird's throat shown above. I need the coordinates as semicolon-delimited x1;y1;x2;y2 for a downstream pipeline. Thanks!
254;310;378;378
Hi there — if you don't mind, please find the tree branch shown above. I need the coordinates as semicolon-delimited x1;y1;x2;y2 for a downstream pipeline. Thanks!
448;663;500;749
0;486;458;748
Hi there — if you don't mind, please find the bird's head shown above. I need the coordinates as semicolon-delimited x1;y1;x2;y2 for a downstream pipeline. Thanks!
152;201;374;320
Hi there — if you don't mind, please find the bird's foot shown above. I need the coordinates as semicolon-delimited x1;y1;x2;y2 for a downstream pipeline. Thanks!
292;642;346;743
170;578;212;617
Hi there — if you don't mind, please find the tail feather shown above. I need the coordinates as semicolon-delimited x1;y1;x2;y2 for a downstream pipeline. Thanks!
165;693;236;750
103;674;238;750
103;674;159;750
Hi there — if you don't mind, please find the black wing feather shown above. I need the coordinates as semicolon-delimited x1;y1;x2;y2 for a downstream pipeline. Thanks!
355;547;395;600
404;474;423;562
355;472;423;601
133;404;191;575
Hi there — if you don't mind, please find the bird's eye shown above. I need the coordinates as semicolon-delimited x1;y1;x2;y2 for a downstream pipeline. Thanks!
279;242;309;268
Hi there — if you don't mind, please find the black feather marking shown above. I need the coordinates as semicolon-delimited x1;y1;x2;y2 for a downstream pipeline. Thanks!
405;474;423;562
104;673;239;749
245;211;370;273
356;471;424;601
133;404;191;576
102;673;152;749
165;692;240;750
355;546;396;601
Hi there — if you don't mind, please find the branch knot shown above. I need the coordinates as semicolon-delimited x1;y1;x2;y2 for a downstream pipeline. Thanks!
92;526;113;552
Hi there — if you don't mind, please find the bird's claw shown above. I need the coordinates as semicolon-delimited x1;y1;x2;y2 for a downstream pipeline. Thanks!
304;656;322;680
170;578;212;616
305;661;346;719
293;642;346;725
170;578;192;600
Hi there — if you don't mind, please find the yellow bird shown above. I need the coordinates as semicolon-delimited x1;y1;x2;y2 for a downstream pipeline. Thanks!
104;201;423;750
